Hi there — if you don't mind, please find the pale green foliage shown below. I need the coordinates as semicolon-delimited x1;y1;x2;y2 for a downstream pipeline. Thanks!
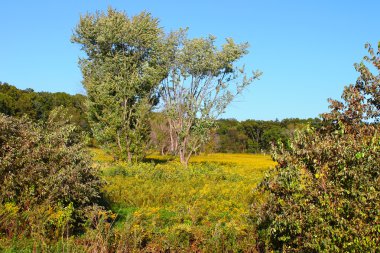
161;30;262;165
72;8;168;162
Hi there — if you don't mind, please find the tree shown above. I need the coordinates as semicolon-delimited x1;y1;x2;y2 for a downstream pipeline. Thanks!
72;8;168;162
251;43;380;252
160;30;261;166
216;119;249;153
149;112;172;155
0;93;15;115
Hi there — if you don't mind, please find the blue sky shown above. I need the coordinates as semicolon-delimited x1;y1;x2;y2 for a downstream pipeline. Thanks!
1;1;379;120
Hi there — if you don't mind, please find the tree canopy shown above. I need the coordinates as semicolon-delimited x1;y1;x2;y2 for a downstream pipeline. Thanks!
72;8;169;162
160;30;262;165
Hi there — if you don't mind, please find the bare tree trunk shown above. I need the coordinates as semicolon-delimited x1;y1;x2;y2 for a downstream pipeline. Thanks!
185;150;193;167
179;135;192;167
127;151;132;163
170;131;175;153
179;148;187;167
161;145;166;156
168;120;176;154
116;130;123;161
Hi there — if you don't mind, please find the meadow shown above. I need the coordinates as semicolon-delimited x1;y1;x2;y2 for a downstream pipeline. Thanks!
0;148;276;252
91;149;276;252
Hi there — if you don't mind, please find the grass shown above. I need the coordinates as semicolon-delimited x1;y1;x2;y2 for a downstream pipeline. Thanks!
0;149;275;252
90;149;276;252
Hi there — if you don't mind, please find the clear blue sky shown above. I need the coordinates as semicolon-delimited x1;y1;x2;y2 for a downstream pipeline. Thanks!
1;1;379;120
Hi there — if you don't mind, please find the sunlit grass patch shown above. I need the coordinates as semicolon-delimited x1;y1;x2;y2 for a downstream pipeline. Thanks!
88;147;114;163
190;152;272;165
96;150;276;251
190;152;276;177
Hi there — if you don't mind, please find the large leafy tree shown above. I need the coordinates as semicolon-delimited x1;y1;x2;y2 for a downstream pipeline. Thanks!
252;43;380;252
72;8;168;162
160;30;261;166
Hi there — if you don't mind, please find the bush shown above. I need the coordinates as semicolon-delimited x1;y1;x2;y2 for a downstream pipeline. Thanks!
0;108;103;239
252;43;380;252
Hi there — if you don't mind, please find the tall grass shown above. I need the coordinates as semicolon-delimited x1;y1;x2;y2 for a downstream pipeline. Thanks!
98;150;275;252
0;149;275;252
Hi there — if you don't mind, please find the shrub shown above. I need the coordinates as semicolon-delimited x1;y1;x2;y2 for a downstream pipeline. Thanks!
252;43;380;252
0;108;103;239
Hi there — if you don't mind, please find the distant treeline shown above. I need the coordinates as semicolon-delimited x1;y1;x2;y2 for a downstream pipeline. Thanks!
150;115;321;154
213;117;321;153
0;81;321;153
0;82;89;131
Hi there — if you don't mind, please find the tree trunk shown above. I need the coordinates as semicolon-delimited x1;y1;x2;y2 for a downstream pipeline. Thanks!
179;148;187;167
125;135;132;163
168;120;177;155
127;150;132;163
116;131;123;159
161;146;165;156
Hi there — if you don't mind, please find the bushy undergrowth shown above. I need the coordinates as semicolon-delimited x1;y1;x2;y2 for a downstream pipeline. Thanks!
252;126;380;252
0;109;103;242
251;43;380;252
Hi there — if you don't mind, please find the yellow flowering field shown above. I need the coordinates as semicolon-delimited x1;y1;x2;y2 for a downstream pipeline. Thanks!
90;149;276;252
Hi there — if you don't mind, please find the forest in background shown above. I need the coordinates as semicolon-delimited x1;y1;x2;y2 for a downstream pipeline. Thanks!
0;81;320;155
0;82;89;131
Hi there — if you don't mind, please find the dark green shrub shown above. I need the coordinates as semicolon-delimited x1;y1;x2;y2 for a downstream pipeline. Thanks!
0;108;103;239
252;43;380;252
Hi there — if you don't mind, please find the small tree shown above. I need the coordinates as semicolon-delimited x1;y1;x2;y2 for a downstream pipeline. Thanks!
72;8;168;162
252;43;380;252
161;30;261;166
